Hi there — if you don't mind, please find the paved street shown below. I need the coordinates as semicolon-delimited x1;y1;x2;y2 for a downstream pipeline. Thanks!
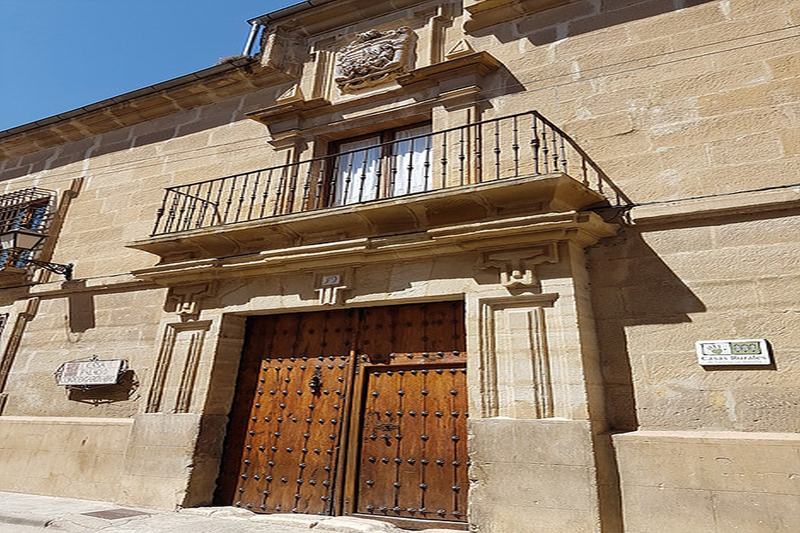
0;492;453;533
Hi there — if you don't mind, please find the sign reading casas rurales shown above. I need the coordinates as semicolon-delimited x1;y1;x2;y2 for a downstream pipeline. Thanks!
695;339;771;366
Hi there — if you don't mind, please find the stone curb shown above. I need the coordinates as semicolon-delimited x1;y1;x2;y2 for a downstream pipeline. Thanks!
0;514;50;528
177;507;455;533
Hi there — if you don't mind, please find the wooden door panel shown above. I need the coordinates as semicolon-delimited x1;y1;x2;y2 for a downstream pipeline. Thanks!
354;301;468;524
356;365;467;522
217;310;356;514
219;302;467;526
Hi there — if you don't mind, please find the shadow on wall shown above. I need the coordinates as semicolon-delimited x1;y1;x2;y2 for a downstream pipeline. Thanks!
66;369;140;405
469;0;719;45
588;224;706;431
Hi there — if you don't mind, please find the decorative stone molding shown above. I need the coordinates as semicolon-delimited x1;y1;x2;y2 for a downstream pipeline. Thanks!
166;283;216;321
481;242;558;290
445;39;476;60
146;320;212;414
464;0;571;32
313;269;352;306
335;27;415;93
0;297;40;403
478;293;558;418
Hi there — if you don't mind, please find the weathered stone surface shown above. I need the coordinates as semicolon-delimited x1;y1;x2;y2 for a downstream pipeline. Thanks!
0;1;797;531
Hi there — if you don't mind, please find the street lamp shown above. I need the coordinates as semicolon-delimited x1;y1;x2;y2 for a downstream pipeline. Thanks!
0;229;73;281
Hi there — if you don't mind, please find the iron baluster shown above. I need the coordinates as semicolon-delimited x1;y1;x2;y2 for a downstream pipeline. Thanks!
212;178;225;225
315;159;327;209
405;138;415;195
286;164;300;214
184;183;201;231
195;182;210;228
475;121;483;183
551;126;559;172
531;115;540;175
260;168;273;218
342;151;355;206
424;132;432;192
541;124;549;174
597;165;604;194
176;186;190;231
494;119;501;180
437;131;445;190
327;154;341;207
301;161;314;211
389;144;399;198
458;127;466;186
374;149;383;200
235;173;249;223
581;158;589;186
152;193;168;235
358;147;371;203
512;116;520;176
273;165;288;216
223;176;237;223
248;171;261;221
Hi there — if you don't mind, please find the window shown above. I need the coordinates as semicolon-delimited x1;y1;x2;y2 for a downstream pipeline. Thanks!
329;123;432;206
0;188;54;270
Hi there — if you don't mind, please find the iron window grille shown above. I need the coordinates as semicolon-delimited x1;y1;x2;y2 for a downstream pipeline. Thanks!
0;187;56;272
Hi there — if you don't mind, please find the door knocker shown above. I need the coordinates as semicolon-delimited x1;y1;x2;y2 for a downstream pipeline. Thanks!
309;368;322;395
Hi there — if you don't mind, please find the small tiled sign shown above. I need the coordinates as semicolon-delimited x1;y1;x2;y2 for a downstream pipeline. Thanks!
695;339;771;366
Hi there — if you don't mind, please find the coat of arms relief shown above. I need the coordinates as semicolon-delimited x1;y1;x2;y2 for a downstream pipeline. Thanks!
335;27;415;93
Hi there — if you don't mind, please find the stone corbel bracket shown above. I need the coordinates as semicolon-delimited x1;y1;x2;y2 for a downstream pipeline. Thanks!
245;85;330;148
166;282;217;321
481;242;559;291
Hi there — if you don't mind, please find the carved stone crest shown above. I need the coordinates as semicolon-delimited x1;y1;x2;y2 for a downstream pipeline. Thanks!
335;27;414;93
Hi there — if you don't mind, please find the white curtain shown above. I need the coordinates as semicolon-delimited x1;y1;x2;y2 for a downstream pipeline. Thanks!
334;136;382;206
391;124;432;196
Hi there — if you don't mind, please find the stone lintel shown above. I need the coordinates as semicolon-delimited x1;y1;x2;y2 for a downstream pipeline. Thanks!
396;51;501;86
464;0;571;32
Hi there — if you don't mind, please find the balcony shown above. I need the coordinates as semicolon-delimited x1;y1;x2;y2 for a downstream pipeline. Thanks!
131;111;626;262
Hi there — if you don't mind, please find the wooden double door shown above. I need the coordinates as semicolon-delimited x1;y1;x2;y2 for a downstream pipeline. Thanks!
216;302;468;528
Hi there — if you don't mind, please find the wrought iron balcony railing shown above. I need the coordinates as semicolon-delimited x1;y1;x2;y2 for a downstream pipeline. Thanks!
151;111;625;236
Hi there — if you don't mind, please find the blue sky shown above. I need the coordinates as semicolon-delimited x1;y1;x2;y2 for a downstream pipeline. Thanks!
0;0;295;131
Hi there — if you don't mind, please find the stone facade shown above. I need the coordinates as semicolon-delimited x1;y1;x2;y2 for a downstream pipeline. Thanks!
0;0;798;531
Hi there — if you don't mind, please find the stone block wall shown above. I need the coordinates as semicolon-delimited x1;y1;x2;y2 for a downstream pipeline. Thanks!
590;214;800;434
613;431;800;533
0;0;795;530
0;416;132;501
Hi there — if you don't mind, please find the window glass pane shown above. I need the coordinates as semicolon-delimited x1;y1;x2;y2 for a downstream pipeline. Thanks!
334;135;381;206
391;124;432;197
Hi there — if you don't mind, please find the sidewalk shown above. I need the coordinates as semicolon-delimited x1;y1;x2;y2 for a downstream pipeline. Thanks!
0;492;454;533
